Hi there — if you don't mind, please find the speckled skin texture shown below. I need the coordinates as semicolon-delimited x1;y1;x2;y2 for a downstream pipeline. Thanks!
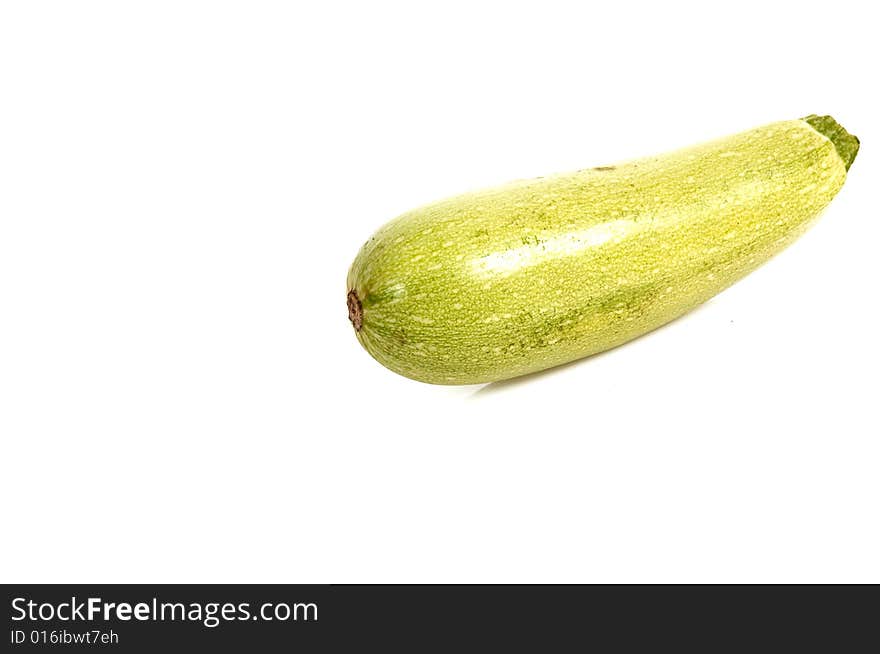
347;117;857;384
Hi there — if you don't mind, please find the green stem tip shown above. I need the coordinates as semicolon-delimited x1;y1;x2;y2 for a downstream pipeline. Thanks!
803;114;860;171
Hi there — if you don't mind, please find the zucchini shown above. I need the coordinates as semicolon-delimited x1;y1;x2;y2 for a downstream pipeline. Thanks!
347;115;859;384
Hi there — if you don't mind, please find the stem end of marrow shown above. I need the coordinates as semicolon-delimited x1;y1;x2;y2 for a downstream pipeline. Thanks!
347;290;363;332
803;114;860;171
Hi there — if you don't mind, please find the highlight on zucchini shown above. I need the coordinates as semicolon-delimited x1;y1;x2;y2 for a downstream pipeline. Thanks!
347;115;859;385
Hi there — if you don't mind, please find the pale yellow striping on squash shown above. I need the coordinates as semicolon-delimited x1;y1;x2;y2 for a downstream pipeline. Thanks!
346;116;859;385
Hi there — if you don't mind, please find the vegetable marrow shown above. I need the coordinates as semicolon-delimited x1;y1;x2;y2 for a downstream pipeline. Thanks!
347;115;859;385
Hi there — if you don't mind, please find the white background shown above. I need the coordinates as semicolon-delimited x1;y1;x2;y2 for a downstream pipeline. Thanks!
1;1;877;583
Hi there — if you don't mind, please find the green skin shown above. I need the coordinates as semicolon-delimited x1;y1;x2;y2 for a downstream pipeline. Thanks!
347;115;859;385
